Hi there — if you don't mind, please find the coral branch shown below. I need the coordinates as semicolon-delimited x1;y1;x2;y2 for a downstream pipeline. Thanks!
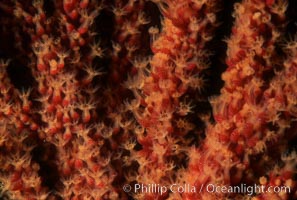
0;0;296;199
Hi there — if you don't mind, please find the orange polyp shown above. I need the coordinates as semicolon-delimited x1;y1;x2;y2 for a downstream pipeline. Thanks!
58;62;64;69
78;37;86;46
12;180;23;191
20;114;29;123
50;68;59;75
25;15;33;23
235;144;244;155
230;130;240;143
82;110;91;123
66;23;75;32
52;93;62;104
247;136;258;147
63;113;71;123
70;110;80;121
63;131;72;141
62;163;71;176
48;126;58;135
30;123;38;131
78;27;88;35
22;104;31;112
46;106;55;114
69;9;79;20
80;0;89;9
86;176;95;187
74;159;83;169
242;123;253;138
10;171;21;182
62;98;70;107
36;26;45;36
37;63;47;71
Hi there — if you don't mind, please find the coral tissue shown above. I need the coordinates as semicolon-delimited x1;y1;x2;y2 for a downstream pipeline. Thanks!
0;0;296;199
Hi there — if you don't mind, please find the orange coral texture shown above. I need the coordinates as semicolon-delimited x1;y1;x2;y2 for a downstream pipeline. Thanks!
0;0;296;199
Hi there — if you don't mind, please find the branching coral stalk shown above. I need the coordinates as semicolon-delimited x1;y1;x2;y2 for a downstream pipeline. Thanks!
0;0;296;199
176;0;295;199
1;0;118;199
0;60;47;199
252;38;297;200
124;0;220;199
109;0;148;86
30;1;118;198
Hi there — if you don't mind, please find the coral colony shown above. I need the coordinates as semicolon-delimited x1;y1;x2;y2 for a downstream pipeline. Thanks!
0;0;297;199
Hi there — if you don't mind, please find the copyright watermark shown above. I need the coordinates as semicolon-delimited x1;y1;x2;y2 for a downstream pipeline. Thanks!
123;184;132;193
123;183;202;195
122;183;291;196
206;183;291;196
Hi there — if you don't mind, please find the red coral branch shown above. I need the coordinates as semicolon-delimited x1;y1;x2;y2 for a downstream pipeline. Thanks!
0;0;296;200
